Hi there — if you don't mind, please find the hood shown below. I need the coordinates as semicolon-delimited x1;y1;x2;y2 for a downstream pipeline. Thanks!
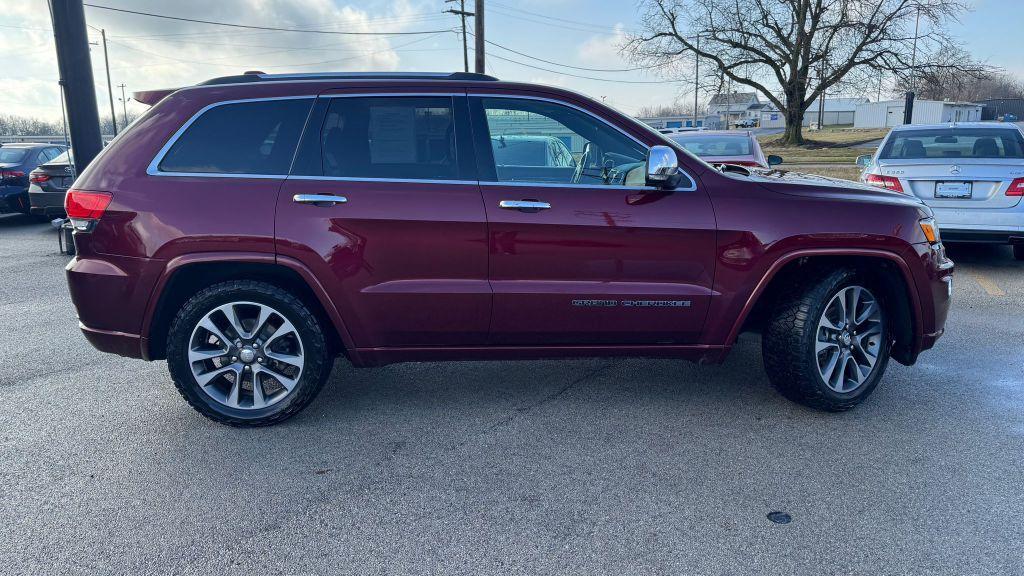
743;168;928;209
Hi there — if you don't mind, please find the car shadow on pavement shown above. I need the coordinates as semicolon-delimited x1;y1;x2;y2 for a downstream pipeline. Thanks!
944;243;1021;267
0;213;53;231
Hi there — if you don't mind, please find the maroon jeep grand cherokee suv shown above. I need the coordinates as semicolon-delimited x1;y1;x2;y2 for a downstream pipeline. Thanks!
64;72;953;426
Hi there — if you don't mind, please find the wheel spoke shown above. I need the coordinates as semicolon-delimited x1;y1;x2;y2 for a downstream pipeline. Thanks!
219;304;248;341
816;338;838;354
264;349;304;371
821;349;841;387
251;370;266;408
249;305;274;340
257;362;299;391
264;318;297;349
198;317;232;348
845;287;861;326
815;285;884;394
188;347;228;364
194;363;239;387
225;374;241;408
855;300;878;326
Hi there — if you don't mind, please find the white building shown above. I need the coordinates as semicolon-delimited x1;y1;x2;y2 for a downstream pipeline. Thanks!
707;92;763;125
759;97;868;129
854;100;984;128
637;114;714;130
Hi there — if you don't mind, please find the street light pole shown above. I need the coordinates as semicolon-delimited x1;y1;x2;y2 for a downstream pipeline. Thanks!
693;34;699;127
100;28;117;135
117;83;128;127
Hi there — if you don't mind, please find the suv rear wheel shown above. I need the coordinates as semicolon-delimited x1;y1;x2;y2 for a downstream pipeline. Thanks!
762;268;890;411
166;280;332;426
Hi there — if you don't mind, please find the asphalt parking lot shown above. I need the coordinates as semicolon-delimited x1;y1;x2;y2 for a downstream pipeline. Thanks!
2;212;1022;575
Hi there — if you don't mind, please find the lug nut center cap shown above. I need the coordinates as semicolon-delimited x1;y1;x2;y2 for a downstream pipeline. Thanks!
238;348;256;364
840;332;852;346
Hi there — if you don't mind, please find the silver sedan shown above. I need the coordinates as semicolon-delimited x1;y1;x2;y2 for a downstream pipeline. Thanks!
858;122;1024;260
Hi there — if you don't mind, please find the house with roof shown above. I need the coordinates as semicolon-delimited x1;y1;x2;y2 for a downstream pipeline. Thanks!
707;92;763;126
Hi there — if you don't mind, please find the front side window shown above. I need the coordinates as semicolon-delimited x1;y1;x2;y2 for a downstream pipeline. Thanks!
320;96;457;180
879;128;1024;160
479;97;648;186
158;98;312;175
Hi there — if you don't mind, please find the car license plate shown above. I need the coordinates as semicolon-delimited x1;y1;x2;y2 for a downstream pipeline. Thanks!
935;181;972;198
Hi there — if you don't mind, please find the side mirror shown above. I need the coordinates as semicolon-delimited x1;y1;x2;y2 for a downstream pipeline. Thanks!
646;145;678;187
856;154;873;168
767;155;783;166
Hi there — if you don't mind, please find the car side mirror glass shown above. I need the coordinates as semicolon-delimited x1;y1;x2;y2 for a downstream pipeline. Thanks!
856;154;872;167
767;155;783;166
646;145;678;187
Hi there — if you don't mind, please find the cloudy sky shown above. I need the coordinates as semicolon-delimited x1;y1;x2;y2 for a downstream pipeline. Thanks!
3;0;1019;122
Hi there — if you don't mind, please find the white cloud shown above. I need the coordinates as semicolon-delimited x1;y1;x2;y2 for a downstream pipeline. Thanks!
576;23;628;66
2;0;446;121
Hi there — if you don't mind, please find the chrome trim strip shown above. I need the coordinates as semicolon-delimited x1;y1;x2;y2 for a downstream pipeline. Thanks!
287;175;476;185
146;95;316;178
481;181;657;191
318;92;463;99
258;72;457;80
468;93;698;192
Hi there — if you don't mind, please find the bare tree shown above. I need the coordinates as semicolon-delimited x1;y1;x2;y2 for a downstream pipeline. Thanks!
899;65;1024;102
626;0;988;145
636;103;703;117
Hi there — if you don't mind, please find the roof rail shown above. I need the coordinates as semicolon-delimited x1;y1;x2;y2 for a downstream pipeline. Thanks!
198;71;499;86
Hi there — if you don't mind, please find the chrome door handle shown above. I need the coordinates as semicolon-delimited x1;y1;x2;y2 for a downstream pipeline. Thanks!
499;200;551;210
293;194;347;206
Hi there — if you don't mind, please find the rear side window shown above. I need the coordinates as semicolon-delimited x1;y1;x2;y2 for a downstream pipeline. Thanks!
879;128;1024;160
158;98;312;175
320;96;457;180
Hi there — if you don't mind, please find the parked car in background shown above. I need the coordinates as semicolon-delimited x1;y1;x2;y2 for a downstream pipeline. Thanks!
491;135;575;182
29;149;75;218
0;143;66;214
858;122;1024;260
65;71;951;426
735;118;758;128
658;127;705;134
667;130;782;168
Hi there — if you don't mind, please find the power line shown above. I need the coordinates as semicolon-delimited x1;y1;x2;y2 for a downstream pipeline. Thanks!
82;3;453;36
486;52;669;84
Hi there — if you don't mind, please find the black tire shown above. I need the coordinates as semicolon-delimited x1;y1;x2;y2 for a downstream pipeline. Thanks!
166;280;332;427
1013;244;1024;261
762;268;891;411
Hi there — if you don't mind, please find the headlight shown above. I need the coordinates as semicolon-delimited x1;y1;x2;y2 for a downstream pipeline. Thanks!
919;217;941;245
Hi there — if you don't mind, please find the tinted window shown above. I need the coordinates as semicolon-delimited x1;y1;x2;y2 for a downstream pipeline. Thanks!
879;128;1024;160
159;98;312;175
0;148;28;163
669;134;752;156
479;97;647;186
320;96;457;180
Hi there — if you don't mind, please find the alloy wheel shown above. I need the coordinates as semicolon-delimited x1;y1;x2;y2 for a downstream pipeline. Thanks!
815;286;884;393
187;301;304;410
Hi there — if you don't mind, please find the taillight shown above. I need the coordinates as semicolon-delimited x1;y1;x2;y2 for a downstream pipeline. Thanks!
29;173;50;184
64;189;112;231
1;170;25;180
1007;177;1024;196
865;173;905;194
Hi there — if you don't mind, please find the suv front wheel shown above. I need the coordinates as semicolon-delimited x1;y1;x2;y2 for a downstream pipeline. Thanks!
762;268;891;411
166;280;332;426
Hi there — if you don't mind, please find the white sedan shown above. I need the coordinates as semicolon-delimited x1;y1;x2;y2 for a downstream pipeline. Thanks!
858;122;1024;260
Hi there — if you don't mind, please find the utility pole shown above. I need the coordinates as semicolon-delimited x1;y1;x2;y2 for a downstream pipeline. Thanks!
48;0;103;174
117;83;128;127
445;0;473;73
817;59;826;129
473;0;484;74
100;28;117;135
905;6;921;125
692;34;699;127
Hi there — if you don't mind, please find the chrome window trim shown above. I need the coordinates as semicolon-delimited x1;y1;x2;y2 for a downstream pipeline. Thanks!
318;92;463;98
288;175;476;185
146;95;316;178
470;93;697;192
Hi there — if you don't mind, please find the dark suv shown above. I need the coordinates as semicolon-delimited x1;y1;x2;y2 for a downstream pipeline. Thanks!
64;72;953;426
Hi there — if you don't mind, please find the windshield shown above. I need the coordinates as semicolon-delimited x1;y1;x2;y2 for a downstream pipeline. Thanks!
879;128;1024;160
0;148;28;163
670;135;753;157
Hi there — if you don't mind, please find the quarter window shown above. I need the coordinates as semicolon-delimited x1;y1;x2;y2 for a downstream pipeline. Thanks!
320;96;457;180
158;98;312;175
478;97;648;186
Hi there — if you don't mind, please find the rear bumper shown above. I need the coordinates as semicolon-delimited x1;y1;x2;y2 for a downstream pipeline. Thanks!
29;189;67;216
941;229;1024;245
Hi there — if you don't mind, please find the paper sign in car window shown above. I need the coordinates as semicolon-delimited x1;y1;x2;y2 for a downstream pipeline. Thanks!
369;106;417;164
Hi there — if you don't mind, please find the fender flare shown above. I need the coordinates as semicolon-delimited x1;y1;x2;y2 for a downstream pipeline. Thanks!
140;251;361;364
723;247;924;353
